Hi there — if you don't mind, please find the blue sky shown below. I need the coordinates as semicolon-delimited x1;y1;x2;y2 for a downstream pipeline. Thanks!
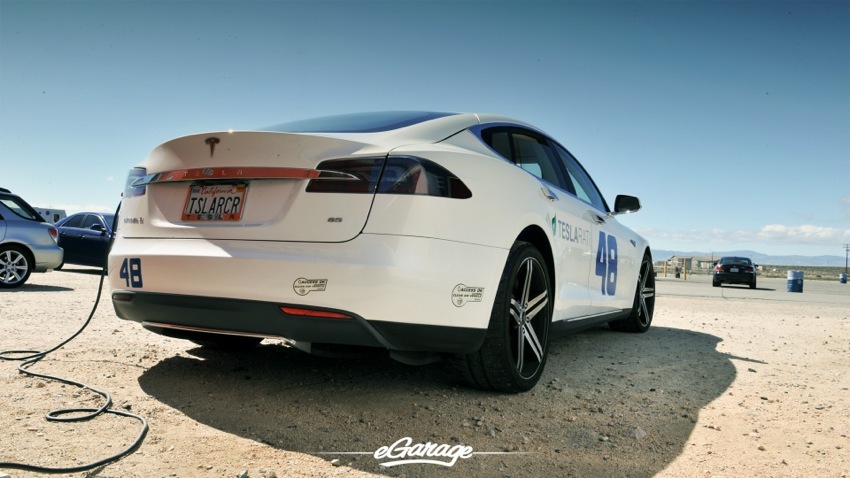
1;0;848;257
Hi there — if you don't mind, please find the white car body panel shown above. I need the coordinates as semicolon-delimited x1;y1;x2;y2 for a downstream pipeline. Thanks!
109;233;506;329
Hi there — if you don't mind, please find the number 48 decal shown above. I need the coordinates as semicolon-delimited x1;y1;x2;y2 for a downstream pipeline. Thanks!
595;232;617;295
119;258;144;288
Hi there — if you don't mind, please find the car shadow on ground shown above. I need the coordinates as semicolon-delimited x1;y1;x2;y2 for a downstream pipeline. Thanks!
137;325;737;477
6;283;74;292
57;267;105;276
717;285;776;291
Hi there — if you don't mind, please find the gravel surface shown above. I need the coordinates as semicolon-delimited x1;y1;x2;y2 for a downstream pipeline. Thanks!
1;268;848;478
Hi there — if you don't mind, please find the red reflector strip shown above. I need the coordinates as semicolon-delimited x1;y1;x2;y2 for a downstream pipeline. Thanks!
280;307;352;320
112;292;134;302
139;167;321;185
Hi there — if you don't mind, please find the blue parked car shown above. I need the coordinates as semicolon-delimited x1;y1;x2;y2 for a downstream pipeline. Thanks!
55;212;115;269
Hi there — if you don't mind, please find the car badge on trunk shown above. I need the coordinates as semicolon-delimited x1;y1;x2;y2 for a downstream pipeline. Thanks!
205;137;220;157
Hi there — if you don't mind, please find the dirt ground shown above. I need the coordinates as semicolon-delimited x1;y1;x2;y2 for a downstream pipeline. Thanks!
1;268;848;478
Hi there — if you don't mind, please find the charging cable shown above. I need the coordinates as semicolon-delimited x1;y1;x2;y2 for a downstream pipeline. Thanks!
0;205;148;473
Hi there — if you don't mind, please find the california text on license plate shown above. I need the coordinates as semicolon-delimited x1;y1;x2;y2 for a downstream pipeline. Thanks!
730;268;739;273
183;184;247;221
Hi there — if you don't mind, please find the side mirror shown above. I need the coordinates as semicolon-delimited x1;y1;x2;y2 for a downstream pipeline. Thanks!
90;224;107;235
612;195;641;215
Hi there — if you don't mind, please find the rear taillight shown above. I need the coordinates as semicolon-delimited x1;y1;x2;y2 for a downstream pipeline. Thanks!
123;167;147;197
306;156;472;199
47;226;58;244
305;158;384;193
377;156;472;199
714;265;722;272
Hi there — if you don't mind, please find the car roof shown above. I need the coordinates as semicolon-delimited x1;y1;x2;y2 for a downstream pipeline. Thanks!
182;111;544;146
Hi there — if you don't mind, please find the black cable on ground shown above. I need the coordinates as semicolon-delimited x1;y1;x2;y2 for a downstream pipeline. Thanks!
0;208;148;474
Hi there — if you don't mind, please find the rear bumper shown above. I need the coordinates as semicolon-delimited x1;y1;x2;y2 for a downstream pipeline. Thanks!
112;291;486;353
714;272;755;284
34;245;63;272
108;233;508;352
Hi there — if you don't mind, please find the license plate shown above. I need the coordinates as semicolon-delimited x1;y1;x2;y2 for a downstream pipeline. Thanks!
730;267;739;273
183;184;247;221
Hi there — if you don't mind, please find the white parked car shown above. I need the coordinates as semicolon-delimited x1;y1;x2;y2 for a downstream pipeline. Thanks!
109;111;655;392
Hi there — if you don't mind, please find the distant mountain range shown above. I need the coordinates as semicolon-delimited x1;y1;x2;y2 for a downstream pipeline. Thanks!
654;249;847;267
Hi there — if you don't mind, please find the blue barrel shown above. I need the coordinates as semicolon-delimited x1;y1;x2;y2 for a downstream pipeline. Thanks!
840;273;847;284
787;271;804;293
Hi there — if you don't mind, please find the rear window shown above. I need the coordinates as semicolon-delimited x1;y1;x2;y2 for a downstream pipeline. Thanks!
719;257;752;266
264;111;457;133
0;194;43;221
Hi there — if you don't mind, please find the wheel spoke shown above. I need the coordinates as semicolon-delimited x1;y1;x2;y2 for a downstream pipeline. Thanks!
525;289;547;313
515;323;525;372
523;322;544;363
640;262;650;288
521;259;534;306
510;298;523;324
525;292;549;321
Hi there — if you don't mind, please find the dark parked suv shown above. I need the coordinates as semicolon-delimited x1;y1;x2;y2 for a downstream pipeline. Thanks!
0;188;64;288
713;256;757;289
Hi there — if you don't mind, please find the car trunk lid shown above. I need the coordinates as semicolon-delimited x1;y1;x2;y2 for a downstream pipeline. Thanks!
121;131;390;242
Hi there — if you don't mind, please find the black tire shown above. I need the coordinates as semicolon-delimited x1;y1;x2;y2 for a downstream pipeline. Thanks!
456;241;552;393
0;245;33;289
712;277;720;287
750;278;757;289
188;333;263;351
609;253;655;333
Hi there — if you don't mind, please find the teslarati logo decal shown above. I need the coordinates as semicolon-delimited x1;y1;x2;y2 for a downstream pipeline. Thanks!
317;437;526;468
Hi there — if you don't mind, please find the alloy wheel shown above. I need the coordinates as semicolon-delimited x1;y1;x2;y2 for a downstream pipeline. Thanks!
509;256;550;379
0;248;30;287
636;259;655;327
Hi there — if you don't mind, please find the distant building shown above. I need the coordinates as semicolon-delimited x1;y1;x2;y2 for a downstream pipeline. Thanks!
667;256;694;271
34;208;66;223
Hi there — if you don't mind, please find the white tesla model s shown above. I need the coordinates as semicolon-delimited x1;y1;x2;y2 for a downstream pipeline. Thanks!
109;111;655;392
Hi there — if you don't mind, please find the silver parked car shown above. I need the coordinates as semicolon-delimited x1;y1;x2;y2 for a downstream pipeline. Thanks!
0;187;64;288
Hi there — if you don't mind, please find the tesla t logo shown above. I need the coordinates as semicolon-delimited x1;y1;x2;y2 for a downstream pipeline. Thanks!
205;137;220;157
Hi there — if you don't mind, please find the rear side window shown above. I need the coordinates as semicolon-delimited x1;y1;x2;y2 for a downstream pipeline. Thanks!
479;127;570;191
0;195;42;221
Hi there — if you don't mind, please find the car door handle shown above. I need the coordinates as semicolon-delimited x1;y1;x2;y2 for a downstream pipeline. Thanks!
589;212;606;224
540;187;558;202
